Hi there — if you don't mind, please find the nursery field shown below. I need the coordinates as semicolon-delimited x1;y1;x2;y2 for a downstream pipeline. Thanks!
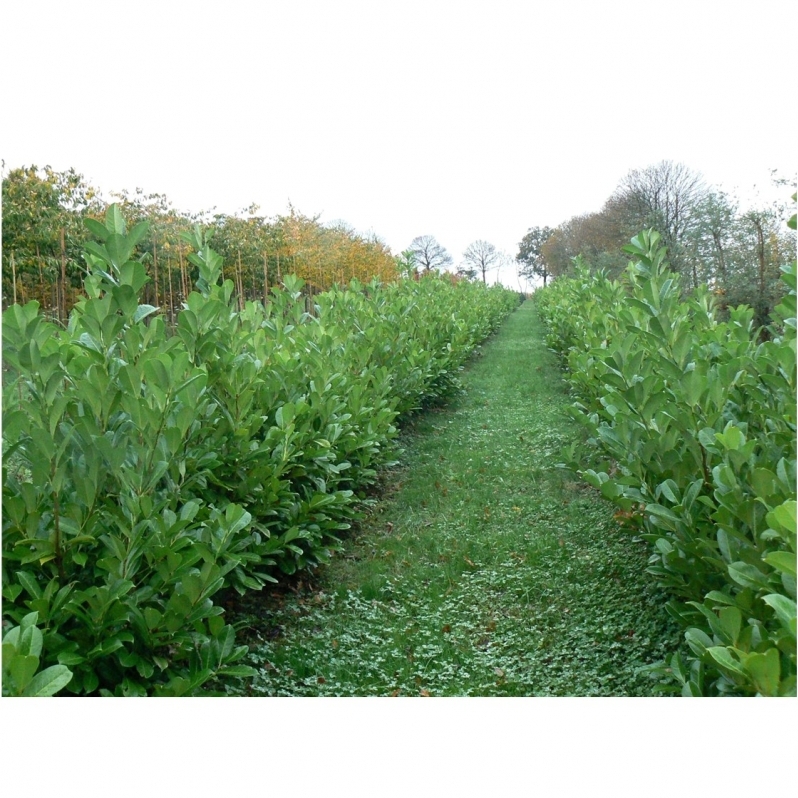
2;206;795;697
214;301;681;696
213;226;795;698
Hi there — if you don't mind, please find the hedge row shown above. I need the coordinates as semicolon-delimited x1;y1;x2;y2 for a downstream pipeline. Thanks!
1;206;520;696
536;227;796;696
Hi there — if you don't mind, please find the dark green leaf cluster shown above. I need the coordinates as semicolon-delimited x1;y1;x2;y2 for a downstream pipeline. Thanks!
1;206;520;696
2;611;74;696
536;225;796;696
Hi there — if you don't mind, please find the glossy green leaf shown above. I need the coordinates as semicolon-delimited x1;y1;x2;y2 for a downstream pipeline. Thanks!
728;562;770;591
84;217;109;241
716;425;745;451
217;665;258;678
764;551;797;578
745;648;780;697
707;646;745;677
16;572;43;600
106;203;126;235
767;501;797;536
717;607;742;645
762;594;796;633
23;665;74;697
10;655;40;691
133;304;159;323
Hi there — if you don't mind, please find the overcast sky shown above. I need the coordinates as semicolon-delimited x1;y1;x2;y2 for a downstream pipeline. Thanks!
2;0;796;288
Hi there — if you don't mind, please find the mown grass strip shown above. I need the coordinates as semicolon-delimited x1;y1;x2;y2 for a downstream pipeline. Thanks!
221;300;681;696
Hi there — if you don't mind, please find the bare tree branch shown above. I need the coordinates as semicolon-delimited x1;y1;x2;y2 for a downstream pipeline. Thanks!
408;235;453;273
462;240;502;283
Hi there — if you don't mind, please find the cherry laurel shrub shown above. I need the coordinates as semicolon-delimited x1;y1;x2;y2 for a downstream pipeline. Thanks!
536;221;796;697
1;206;519;695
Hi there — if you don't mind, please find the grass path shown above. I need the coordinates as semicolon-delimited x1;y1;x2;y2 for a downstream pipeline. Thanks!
224;300;680;696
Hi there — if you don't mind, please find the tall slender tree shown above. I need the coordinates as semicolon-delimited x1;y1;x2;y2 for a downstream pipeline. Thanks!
462;240;502;284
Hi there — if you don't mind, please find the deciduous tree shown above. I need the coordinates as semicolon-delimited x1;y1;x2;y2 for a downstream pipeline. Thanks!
408;235;453;273
611;160;708;273
462;240;502;284
516;226;554;286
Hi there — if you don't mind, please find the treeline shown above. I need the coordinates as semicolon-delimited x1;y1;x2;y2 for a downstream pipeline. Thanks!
517;161;796;327
1;166;399;321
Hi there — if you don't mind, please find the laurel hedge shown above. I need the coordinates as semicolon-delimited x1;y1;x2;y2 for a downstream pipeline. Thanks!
536;221;796;696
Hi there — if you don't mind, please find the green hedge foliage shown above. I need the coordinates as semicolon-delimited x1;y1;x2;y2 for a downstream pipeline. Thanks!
1;206;519;696
536;224;796;696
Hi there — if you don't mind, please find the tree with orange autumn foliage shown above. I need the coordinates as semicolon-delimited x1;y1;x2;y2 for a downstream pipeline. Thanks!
275;208;397;291
3;167;400;320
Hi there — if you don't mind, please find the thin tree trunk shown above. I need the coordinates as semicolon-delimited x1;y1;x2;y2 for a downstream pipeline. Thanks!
153;236;160;309
756;223;766;298
236;249;244;310
60;227;67;322
11;250;17;304
711;231;727;288
167;255;174;324
263;254;269;306
36;243;45;310
179;246;187;301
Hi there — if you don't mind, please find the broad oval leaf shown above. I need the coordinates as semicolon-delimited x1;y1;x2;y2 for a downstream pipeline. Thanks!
22;664;74;697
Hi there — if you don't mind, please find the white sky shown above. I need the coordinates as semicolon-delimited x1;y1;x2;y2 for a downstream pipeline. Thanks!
1;0;796;289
